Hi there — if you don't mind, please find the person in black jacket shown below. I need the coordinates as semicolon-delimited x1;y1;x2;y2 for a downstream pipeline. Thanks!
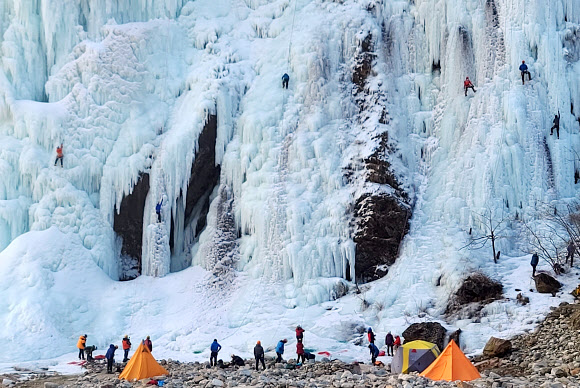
254;341;266;371
551;112;561;139
231;354;245;366
385;331;394;356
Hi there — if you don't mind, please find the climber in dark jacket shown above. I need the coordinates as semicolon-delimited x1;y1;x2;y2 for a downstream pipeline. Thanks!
210;339;222;367
531;252;539;277
369;343;380;364
519;61;531;84
105;344;118;373
385;331;394;356
156;200;162;223
551;111;561;139
231;354;245;366
282;73;289;89
254;341;266;371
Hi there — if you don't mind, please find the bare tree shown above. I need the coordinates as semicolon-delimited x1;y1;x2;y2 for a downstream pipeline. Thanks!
520;217;565;274
463;208;510;263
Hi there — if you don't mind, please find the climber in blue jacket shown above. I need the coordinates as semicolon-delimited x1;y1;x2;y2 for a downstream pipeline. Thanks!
282;73;289;89
519;60;531;84
155;200;162;223
275;339;287;363
369;343;380;365
210;339;222;367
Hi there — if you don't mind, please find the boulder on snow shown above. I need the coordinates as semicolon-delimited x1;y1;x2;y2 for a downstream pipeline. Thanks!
446;273;502;314
483;337;512;358
534;273;561;294
402;322;446;350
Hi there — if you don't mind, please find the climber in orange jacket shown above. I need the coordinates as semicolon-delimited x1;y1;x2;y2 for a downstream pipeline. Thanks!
54;143;64;167
77;334;87;360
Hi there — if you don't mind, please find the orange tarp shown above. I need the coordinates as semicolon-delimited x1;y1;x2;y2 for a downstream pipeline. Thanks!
420;340;481;382
119;341;169;381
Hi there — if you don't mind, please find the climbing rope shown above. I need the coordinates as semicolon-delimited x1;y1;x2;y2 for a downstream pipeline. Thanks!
287;0;298;68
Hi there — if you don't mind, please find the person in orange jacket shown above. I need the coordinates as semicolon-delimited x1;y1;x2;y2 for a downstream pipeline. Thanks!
122;335;131;362
77;334;87;360
54;143;64;167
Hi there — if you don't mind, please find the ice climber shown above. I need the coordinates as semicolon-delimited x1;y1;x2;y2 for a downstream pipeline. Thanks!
54;143;64;167
122;335;131;362
519;61;532;84
531;252;539;277
210;339;222;367
105;344;118;373
282;73;290;89
156;200;163;223
296;325;305;342
296;341;305;364
551;112;561;139
275;339;287;363
254;341;266;371
385;331;394;356
369;343;380;365
144;336;153;352
567;241;575;266
463;77;476;96
231;354;245;366
367;327;375;344
77;334;87;360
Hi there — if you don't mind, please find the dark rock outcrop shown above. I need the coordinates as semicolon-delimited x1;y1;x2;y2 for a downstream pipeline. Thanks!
169;114;220;270
483;337;512;358
353;192;410;282
114;173;150;277
447;273;503;314
402;322;446;351
534;273;561;294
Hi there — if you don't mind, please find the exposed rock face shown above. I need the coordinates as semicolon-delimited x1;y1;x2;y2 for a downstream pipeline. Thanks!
169;114;220;269
113;173;150;277
483;337;512;358
570;309;580;330
349;30;411;284
534;273;562;294
353;192;410;282
402;322;446;351
447;273;503;314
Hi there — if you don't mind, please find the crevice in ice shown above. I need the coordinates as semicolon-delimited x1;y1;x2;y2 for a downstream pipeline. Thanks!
113;173;150;278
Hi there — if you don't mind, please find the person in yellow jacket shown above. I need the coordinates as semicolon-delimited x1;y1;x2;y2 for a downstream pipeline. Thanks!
77;334;87;360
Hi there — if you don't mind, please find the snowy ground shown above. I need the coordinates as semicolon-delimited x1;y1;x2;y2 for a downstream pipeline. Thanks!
1;0;580;371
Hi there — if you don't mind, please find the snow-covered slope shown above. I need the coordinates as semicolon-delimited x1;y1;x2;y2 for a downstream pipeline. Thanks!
0;0;579;363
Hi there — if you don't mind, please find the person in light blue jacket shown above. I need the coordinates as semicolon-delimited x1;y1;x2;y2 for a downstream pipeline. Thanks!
275;339;287;363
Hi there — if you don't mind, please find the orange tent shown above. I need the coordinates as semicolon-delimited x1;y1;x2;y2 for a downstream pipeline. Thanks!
119;341;169;381
420;340;481;382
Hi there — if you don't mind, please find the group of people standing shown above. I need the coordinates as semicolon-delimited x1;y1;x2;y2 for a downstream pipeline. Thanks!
367;328;401;364
77;334;153;373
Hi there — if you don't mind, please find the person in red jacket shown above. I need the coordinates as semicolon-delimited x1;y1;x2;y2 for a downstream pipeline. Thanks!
464;77;476;96
54;143;64;167
295;326;305;343
296;341;305;364
394;335;401;352
144;336;153;352
367;327;375;344
122;335;131;362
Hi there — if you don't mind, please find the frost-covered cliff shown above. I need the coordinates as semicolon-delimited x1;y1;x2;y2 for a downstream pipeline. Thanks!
0;0;579;364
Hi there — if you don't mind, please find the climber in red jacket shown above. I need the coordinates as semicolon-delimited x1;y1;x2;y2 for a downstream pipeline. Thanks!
464;77;476;96
54;143;64;167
